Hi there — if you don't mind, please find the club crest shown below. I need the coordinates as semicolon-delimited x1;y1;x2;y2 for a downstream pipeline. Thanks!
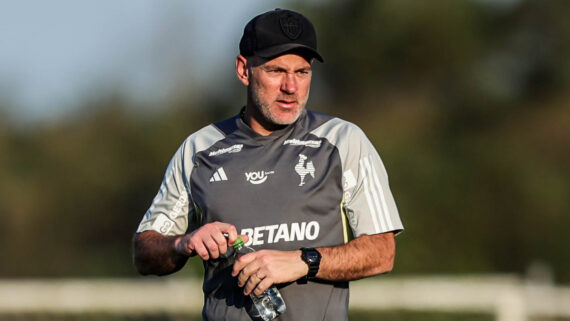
280;13;302;39
294;154;315;186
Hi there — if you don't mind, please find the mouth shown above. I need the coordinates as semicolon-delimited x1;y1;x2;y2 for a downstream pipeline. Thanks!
276;99;297;108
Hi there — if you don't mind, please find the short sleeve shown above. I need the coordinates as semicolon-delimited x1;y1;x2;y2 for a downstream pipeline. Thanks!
136;124;226;236
136;142;194;236
341;125;403;237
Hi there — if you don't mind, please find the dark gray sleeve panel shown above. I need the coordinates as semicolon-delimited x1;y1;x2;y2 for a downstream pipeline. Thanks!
136;124;226;236
311;118;403;237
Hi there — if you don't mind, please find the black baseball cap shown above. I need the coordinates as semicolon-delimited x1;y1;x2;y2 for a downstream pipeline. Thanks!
239;9;324;62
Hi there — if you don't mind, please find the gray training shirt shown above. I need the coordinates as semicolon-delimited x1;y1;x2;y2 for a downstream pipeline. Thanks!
137;109;403;321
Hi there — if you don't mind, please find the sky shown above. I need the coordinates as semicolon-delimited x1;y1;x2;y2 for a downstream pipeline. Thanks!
0;1;291;123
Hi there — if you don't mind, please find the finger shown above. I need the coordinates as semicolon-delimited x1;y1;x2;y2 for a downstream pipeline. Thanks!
243;273;262;295
239;233;249;244
237;265;256;287
227;233;248;248
224;225;238;244
252;277;273;297
210;222;236;238
237;260;260;287
203;236;220;259
211;231;228;255
232;252;256;277
193;242;210;261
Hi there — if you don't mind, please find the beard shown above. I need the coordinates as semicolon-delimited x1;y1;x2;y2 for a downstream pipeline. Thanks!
248;85;309;127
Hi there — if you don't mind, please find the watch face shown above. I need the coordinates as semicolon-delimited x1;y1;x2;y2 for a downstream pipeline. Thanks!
302;248;321;279
305;251;319;263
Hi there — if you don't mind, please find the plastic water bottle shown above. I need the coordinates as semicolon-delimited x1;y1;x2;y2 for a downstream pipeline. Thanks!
233;237;286;320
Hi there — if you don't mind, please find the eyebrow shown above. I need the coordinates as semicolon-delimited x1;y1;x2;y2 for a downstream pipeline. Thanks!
261;64;312;72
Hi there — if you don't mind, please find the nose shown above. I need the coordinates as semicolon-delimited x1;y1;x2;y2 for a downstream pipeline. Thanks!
280;73;297;94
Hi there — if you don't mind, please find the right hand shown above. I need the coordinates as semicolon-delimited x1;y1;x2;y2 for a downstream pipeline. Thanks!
174;222;247;260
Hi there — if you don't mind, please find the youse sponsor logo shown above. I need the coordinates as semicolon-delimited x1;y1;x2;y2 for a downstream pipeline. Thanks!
245;170;275;185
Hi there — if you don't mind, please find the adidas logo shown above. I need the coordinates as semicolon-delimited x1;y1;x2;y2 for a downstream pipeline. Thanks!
210;167;228;182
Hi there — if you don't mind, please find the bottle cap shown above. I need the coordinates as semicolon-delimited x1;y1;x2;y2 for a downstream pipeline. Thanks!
232;237;245;249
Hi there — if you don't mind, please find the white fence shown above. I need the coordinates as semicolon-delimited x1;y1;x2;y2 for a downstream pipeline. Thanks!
0;275;569;321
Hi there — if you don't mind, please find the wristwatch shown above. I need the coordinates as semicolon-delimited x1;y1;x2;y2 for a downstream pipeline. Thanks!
300;247;321;282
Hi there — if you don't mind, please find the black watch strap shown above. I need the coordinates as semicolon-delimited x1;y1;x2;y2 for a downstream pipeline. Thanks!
300;247;321;282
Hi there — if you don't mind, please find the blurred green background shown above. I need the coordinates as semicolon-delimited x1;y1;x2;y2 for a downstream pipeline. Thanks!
0;311;495;321
0;0;568;289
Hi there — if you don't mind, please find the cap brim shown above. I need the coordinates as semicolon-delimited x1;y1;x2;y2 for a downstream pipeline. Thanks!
255;43;324;62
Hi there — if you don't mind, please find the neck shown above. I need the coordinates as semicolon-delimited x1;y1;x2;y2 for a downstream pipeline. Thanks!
242;104;286;136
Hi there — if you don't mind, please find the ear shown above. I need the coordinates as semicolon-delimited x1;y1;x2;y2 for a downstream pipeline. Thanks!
235;55;250;86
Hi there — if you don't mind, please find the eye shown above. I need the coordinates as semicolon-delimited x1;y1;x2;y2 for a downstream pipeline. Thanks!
264;68;282;74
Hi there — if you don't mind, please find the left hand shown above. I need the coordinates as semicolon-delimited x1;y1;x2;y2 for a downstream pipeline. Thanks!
231;249;308;296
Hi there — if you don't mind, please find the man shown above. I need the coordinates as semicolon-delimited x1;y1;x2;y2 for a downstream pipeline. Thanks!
134;8;403;321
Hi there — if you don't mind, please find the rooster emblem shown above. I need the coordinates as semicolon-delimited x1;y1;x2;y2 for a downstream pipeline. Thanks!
294;154;315;186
